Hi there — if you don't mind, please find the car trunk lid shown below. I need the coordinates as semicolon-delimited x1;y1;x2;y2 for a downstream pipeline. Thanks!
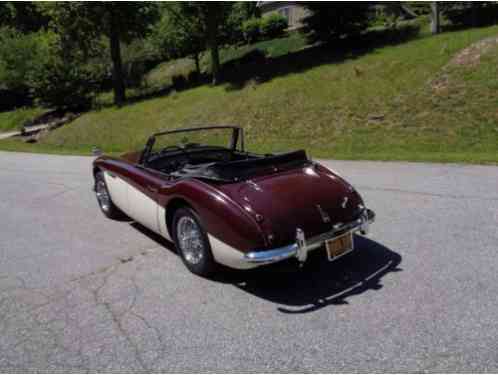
219;165;363;248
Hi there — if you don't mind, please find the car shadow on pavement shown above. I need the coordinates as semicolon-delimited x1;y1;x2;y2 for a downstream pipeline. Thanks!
130;223;402;314
217;236;402;314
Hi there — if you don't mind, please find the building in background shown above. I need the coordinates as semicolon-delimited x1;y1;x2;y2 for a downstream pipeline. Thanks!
257;1;310;30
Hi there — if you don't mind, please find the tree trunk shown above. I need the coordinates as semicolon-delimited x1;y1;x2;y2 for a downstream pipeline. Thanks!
471;3;479;27
205;4;221;85
193;53;200;76
109;10;126;106
209;42;220;85
431;2;440;35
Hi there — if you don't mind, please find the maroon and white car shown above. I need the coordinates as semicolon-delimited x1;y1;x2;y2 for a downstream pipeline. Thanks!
93;126;375;276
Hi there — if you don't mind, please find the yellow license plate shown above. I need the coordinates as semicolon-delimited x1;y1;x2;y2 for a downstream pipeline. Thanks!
325;232;353;260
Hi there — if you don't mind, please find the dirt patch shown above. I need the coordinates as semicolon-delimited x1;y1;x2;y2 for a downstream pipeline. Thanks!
20;111;80;143
447;35;498;68
430;35;498;93
430;73;451;93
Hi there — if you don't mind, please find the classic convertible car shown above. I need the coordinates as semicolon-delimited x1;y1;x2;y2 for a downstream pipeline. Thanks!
93;126;375;276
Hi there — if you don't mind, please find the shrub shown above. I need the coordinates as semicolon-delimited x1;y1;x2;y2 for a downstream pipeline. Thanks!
28;60;100;111
225;2;261;44
0;107;45;132
406;2;431;16
242;17;261;43
0;27;51;108
120;38;162;88
187;70;202;85
171;74;187;90
0;27;103;111
442;2;498;28
27;37;103;111
301;3;373;43
260;13;288;39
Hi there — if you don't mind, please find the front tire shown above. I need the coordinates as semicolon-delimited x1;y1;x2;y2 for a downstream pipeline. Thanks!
94;171;125;220
172;207;217;277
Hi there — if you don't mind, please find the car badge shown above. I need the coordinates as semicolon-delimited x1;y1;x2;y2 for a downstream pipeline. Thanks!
341;196;349;209
316;205;331;223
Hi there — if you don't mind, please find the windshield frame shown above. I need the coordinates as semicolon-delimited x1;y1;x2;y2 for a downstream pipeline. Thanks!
139;126;244;166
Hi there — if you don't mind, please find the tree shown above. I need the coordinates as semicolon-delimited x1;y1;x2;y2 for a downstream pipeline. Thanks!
260;13;288;39
0;2;50;32
203;3;223;85
157;2;258;85
156;2;233;85
439;2;498;28
0;27;54;109
0;27;47;92
224;2;260;44
151;3;205;76
301;2;373;44
431;2;440;35
43;2;158;106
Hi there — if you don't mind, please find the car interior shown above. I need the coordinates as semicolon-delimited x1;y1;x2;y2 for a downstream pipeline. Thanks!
145;146;309;182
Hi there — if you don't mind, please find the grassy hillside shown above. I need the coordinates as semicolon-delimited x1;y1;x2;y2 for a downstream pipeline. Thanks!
2;25;498;164
0;107;44;132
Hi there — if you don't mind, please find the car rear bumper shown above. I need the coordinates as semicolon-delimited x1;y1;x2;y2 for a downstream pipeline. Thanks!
243;208;375;266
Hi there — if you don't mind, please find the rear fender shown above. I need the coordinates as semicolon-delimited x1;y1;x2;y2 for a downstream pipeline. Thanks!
159;180;267;254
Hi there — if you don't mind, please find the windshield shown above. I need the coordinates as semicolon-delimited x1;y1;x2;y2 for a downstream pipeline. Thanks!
149;127;239;157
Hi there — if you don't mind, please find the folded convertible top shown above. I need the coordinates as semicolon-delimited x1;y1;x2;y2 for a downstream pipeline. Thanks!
208;150;309;181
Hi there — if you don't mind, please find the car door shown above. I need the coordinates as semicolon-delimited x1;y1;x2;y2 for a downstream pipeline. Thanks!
125;167;170;239
104;170;130;215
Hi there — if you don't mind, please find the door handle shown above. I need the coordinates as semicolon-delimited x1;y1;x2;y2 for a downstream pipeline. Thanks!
146;185;159;193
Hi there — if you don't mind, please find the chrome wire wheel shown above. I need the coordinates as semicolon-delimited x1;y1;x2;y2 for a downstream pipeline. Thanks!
95;179;111;212
176;216;205;265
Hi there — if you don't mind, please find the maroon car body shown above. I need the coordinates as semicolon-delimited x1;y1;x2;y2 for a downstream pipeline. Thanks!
92;126;374;275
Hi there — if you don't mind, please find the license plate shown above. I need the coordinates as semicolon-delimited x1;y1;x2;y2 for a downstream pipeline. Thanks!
326;232;353;261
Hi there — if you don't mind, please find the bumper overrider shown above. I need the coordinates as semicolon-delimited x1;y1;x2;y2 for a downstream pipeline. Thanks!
244;208;375;266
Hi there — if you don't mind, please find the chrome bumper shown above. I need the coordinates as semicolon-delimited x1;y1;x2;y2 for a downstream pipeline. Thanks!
244;208;375;266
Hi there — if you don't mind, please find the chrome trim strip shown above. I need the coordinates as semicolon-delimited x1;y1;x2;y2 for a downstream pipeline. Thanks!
244;209;375;265
244;244;298;264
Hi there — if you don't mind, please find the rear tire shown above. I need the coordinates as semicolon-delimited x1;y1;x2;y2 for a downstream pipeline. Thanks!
172;207;217;277
94;171;125;220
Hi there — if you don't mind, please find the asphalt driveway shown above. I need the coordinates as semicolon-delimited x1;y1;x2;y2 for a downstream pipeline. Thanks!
1;151;497;372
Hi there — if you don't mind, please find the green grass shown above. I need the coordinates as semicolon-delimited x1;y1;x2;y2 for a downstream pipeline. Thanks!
141;32;307;92
0;107;45;132
217;32;308;64
2;25;498;164
94;32;309;107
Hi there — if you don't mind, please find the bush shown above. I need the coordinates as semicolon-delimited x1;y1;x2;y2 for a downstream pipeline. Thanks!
224;2;261;44
0;28;102;111
120;38;162;88
27;36;103;110
260;13;288;39
171;74;187;90
406;2;431;16
28;60;100;110
0;107;45;132
242;17;261;43
301;3;373;43
0;27;50;108
442;2;498;28
187;70;203;85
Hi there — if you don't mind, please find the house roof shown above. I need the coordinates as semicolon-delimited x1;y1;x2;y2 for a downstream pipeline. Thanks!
257;1;300;8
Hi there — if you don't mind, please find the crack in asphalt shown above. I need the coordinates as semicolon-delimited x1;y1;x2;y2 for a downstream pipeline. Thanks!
3;153;498;371
0;249;167;372
89;269;149;372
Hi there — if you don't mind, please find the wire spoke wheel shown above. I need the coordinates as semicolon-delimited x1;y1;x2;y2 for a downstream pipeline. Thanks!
96;179;111;212
176;216;205;265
